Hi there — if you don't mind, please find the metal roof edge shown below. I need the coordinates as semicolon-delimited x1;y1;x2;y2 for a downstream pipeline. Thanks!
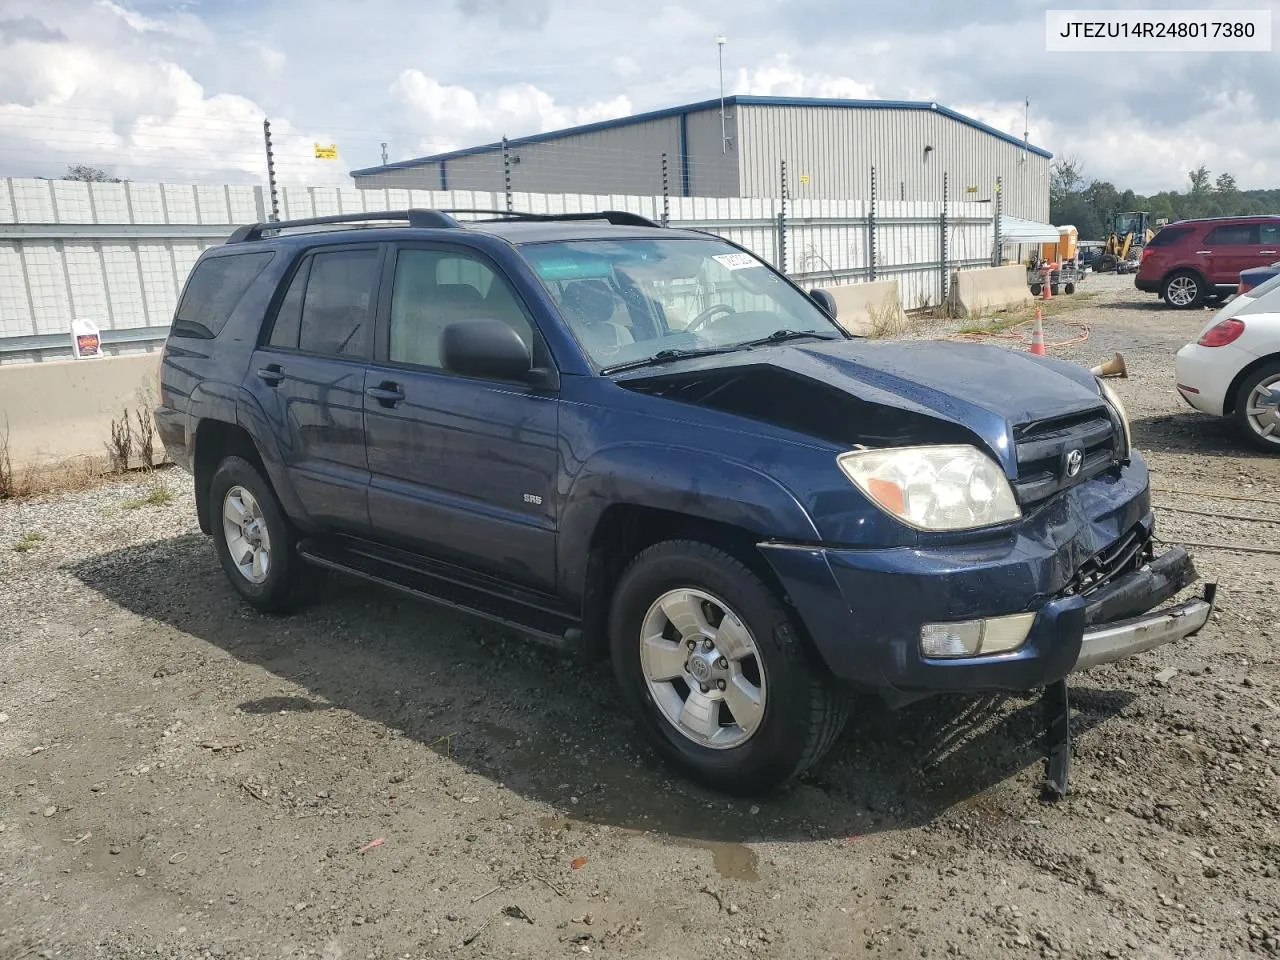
350;94;1052;176
733;96;1053;158
349;98;727;175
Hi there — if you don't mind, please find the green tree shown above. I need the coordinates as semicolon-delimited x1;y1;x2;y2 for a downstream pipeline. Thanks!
63;164;126;183
1050;156;1085;203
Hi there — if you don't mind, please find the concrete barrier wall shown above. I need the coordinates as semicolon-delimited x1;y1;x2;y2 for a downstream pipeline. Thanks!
949;264;1033;317
0;352;165;470
818;279;904;336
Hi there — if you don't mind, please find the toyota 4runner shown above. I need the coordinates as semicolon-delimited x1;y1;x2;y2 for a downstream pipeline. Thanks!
156;208;1216;797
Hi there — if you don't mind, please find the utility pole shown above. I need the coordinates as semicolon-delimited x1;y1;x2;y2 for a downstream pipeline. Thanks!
262;119;279;222
716;35;728;154
380;141;388;165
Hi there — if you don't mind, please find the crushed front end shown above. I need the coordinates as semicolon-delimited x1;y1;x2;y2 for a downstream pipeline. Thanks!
759;406;1216;799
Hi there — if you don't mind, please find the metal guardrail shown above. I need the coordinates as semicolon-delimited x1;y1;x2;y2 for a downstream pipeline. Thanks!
0;223;239;241
0;325;171;356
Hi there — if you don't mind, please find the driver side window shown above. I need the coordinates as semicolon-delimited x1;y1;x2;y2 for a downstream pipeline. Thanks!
388;248;533;371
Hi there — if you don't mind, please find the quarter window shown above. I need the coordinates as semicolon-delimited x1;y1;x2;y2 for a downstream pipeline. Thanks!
1204;224;1260;246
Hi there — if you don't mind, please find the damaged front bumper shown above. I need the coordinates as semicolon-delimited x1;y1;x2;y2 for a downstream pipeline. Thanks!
758;463;1216;696
1073;547;1215;673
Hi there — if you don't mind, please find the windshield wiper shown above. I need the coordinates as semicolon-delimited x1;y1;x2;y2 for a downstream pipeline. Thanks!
745;329;841;347
600;346;741;375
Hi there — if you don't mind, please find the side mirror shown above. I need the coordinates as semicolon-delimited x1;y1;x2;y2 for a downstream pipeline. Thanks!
808;288;837;318
440;318;533;381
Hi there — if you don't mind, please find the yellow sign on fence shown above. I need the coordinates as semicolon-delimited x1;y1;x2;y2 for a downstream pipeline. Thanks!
798;174;810;184
314;143;338;160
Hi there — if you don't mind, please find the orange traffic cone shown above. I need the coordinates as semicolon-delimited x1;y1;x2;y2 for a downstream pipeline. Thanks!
1041;265;1053;300
1029;308;1046;355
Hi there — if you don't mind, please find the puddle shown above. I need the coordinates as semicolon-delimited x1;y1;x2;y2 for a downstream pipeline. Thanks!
677;837;759;880
538;815;759;881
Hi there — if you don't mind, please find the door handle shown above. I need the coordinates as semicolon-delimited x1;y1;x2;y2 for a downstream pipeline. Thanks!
257;364;285;386
366;381;405;407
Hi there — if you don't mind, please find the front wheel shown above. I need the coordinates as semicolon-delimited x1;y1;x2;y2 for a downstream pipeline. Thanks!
1232;361;1280;451
209;456;317;612
1064;282;1076;295
609;540;850;796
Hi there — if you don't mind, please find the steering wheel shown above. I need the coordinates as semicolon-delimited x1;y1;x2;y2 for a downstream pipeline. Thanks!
685;303;735;333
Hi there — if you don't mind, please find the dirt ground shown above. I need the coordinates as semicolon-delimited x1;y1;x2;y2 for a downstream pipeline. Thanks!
2;274;1278;960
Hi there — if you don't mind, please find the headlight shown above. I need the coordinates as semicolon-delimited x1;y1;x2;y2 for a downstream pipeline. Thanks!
1097;378;1132;458
836;444;1021;531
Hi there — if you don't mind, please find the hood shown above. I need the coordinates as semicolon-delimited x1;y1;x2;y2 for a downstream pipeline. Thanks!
616;338;1107;475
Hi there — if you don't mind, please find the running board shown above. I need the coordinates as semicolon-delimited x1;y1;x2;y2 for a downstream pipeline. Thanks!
296;537;583;653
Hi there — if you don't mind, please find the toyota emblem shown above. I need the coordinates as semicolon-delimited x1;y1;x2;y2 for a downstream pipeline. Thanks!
1065;448;1084;477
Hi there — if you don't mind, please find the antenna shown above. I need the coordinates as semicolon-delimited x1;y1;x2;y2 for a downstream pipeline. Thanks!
1020;97;1030;166
716;35;729;154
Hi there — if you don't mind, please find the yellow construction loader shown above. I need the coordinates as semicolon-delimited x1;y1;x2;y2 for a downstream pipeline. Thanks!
1097;211;1155;273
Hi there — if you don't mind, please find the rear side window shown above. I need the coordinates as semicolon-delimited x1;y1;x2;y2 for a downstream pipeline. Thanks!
1205;223;1260;245
265;248;379;358
172;252;274;339
1146;226;1192;248
1261;224;1280;246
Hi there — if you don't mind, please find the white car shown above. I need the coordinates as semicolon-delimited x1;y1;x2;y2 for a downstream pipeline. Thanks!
1175;272;1280;450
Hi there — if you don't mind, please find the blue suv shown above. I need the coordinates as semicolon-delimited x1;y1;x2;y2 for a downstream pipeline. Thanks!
156;209;1215;797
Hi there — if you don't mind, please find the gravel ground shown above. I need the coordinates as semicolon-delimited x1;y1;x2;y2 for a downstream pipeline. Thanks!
2;273;1278;960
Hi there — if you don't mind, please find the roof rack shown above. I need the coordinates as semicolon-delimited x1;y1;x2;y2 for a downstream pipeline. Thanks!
225;207;664;244
439;209;663;228
227;209;460;243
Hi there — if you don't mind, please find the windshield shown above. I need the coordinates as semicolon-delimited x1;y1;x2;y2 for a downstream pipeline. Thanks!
520;237;843;370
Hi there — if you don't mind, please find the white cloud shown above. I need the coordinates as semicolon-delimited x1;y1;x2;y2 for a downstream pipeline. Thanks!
0;1;345;183
732;58;877;100
390;69;631;154
0;0;1277;195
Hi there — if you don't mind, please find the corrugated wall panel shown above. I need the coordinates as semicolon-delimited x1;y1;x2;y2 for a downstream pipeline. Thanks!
90;184;131;223
23;242;73;331
63;241;110;322
0;243;33;337
738;105;1048;221
358;116;687;196
52;181;94;222
101;246;147;329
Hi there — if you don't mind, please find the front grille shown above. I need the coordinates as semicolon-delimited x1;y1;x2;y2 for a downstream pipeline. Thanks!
1068;524;1152;597
1012;408;1120;506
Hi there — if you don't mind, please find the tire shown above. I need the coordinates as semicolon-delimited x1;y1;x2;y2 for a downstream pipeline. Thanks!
1064;282;1076;295
1162;271;1205;310
1231;360;1280;452
1050;283;1061;296
1030;283;1042;297
209;456;316;613
609;540;850;796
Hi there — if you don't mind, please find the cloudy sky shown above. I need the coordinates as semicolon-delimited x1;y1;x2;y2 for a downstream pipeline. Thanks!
0;0;1276;194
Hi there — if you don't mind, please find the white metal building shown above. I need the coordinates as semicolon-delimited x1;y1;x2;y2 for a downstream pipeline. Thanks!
351;96;1052;221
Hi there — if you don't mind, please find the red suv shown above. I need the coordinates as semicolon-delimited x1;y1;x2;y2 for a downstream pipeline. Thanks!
1135;216;1280;309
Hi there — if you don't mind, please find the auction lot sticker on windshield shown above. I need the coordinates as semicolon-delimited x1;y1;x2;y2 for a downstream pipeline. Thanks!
713;253;761;271
1046;9;1271;51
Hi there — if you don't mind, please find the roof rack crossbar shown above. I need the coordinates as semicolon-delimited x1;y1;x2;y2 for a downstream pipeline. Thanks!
441;209;663;229
227;208;460;243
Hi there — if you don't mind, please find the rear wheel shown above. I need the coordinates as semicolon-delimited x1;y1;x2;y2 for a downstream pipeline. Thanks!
1232;361;1280;451
1064;282;1076;295
209;456;317;612
1162;271;1204;310
1030;283;1043;297
609;540;850;796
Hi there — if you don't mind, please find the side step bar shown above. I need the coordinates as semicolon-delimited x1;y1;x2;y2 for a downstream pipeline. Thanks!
296;538;583;653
